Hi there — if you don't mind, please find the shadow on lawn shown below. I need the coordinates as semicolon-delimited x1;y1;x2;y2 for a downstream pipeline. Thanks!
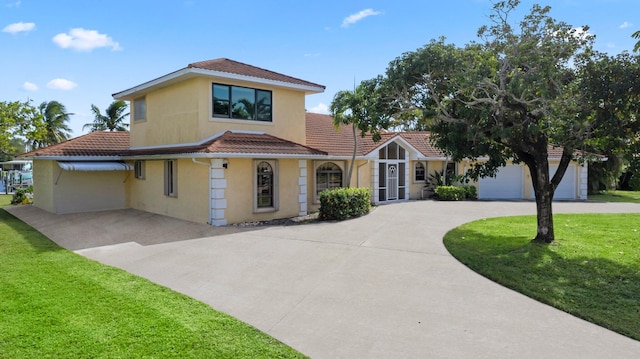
0;209;64;253
444;227;640;341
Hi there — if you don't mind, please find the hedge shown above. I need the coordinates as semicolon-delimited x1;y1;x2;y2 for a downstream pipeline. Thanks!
434;185;477;201
319;187;371;220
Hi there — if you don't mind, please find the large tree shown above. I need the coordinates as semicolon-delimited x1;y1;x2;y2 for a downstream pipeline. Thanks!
330;79;390;187
34;101;73;148
83;100;129;132
362;0;616;243
0;100;44;157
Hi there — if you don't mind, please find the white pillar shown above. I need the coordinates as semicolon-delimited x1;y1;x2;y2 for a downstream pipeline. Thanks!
298;160;308;216
211;159;227;226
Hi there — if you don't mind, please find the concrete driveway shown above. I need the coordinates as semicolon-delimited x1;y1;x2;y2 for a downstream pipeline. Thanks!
7;201;640;358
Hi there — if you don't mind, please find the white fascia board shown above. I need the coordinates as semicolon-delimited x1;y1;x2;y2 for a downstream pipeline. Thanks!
113;68;325;100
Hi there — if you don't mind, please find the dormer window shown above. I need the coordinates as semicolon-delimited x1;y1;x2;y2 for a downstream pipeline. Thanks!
213;84;272;122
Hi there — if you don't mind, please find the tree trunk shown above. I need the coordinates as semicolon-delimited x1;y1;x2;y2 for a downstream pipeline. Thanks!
345;123;357;188
529;158;555;244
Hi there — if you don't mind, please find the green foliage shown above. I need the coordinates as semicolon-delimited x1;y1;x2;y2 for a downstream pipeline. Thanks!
34;101;73;148
84;100;130;132
444;213;640;341
0;100;44;157
10;186;33;205
589;190;640;203
319;187;371;220
434;186;466;201
0;209;306;358
433;185;476;201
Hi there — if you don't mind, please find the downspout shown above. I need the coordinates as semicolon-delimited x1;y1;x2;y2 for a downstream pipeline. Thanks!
192;158;212;225
356;160;370;188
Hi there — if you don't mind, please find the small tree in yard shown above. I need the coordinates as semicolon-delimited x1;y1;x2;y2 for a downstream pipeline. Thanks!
357;0;639;244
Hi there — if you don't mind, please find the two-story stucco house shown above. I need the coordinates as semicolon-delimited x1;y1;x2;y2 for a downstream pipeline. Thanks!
21;58;588;226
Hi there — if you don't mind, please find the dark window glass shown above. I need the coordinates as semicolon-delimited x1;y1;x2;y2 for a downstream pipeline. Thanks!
212;84;272;121
232;86;255;120
316;162;343;196
257;161;274;208
415;162;425;181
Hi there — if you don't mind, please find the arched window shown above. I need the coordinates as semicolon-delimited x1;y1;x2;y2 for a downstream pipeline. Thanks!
256;161;274;208
316;162;343;197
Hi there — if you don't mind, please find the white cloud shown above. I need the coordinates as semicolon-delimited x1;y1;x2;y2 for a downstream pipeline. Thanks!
309;103;330;114
47;78;78;90
22;81;38;91
52;28;122;51
6;1;21;8
620;21;633;29
341;8;381;28
2;21;35;34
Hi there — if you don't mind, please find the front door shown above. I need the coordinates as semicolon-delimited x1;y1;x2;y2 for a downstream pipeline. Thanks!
387;162;398;200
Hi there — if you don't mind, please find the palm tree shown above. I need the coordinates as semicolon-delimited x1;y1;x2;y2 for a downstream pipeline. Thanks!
633;30;640;52
84;100;129;132
33;101;73;148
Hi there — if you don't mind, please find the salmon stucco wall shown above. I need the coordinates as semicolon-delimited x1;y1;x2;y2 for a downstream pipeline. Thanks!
129;77;307;148
127;159;209;223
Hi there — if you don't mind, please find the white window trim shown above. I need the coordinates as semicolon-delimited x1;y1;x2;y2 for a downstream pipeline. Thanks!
254;159;278;213
414;161;427;183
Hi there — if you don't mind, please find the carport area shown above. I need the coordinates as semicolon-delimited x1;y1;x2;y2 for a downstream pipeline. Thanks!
6;201;640;358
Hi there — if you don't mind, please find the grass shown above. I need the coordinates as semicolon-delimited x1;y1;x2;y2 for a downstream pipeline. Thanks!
0;194;11;207
444;213;640;341
0;209;306;358
589;190;640;203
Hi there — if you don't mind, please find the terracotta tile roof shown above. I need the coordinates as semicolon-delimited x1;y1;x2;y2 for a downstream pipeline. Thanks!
20;131;130;158
305;113;445;158
188;58;326;90
128;131;327;157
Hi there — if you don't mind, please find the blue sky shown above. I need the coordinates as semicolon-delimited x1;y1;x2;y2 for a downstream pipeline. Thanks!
1;0;638;137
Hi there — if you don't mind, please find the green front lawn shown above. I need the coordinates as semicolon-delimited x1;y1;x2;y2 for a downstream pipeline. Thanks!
444;213;640;341
589;190;640;203
0;194;11;207
0;209;306;358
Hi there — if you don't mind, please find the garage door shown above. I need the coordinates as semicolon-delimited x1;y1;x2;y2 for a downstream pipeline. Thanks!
551;164;576;199
478;165;524;199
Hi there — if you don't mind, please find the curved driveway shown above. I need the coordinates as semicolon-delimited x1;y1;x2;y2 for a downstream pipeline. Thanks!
9;201;640;358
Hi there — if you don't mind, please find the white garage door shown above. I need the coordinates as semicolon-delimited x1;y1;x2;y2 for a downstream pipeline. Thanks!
479;165;524;199
551;164;576;199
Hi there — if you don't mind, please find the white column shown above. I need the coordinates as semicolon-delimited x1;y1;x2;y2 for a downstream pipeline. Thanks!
298;160;308;216
210;159;227;226
372;161;379;205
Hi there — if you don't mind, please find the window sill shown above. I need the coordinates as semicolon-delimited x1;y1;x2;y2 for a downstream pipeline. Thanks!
210;117;274;125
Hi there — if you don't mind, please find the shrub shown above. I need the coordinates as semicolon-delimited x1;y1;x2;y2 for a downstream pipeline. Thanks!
434;186;466;201
319;187;371;221
11;186;33;205
462;185;477;199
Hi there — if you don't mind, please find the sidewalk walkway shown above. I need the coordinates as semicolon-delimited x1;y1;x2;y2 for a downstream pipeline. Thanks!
7;201;640;358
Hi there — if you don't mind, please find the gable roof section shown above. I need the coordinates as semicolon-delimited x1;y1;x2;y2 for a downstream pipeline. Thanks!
305;113;445;158
113;58;325;100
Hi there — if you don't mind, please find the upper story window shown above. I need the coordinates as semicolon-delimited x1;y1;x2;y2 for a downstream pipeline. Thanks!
213;84;272;122
133;97;146;122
